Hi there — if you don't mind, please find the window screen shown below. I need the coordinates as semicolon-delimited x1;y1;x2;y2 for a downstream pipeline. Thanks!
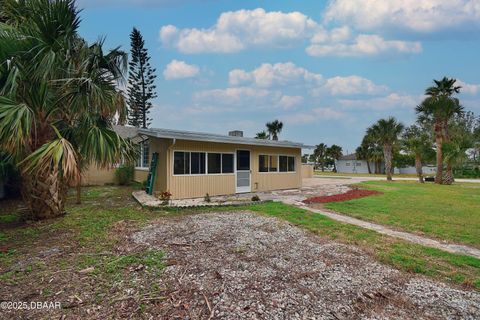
208;153;221;174
287;156;295;172
191;152;206;174
259;155;268;172
279;156;288;172
222;154;234;173
269;156;278;172
279;156;295;172
174;152;190;175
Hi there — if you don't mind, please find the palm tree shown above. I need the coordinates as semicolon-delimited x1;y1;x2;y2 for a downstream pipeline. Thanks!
355;144;371;174
367;117;404;181
359;131;384;174
255;131;268;139
266;120;283;141
402;125;434;183
326;144;343;172
314;143;328;171
0;0;136;219
416;77;463;184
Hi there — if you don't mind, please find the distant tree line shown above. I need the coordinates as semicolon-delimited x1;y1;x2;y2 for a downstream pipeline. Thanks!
356;77;479;184
302;144;343;172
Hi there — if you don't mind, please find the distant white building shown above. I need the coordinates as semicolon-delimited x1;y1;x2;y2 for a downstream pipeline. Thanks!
397;165;436;175
335;153;436;175
335;154;383;174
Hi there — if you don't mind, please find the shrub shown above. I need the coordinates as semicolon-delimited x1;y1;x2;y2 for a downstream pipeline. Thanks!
159;191;172;205
115;165;134;186
251;195;261;202
204;193;211;203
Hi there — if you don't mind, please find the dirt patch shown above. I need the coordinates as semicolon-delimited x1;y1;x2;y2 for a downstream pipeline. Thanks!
131;212;480;319
303;189;382;204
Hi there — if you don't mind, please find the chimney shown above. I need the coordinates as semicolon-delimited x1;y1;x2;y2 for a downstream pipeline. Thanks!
228;130;243;137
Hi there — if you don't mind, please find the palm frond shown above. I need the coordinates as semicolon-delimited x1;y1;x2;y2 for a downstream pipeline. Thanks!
0;96;33;156
20;136;79;182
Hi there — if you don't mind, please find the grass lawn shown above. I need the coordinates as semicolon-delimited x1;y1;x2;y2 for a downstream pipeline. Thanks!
0;185;478;307
324;181;480;248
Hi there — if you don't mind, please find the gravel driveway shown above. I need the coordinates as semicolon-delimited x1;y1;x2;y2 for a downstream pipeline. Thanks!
133;212;480;319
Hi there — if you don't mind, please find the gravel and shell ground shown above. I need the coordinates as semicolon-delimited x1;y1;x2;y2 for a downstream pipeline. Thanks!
132;211;480;319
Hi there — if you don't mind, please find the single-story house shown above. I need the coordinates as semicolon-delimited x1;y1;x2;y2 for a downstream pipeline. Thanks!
82;126;311;199
134;128;309;199
335;154;384;174
335;153;436;175
397;165;437;175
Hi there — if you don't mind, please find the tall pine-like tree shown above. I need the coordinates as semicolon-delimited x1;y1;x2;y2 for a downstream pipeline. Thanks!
127;27;157;128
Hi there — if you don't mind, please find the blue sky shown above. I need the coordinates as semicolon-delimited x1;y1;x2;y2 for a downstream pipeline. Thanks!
77;0;480;153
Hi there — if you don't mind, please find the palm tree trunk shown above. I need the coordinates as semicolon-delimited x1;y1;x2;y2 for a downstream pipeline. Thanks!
415;154;424;183
76;172;81;204
22;169;67;220
384;144;393;181
434;122;443;184
366;160;371;174
443;164;454;185
442;120;454;185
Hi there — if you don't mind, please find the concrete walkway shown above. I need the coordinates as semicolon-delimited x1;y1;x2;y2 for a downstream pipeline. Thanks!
277;177;480;259
284;200;480;259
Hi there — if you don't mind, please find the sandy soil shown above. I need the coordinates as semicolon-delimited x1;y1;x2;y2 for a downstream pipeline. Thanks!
132;212;480;319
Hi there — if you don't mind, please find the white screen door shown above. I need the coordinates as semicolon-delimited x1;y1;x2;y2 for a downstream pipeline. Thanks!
236;150;251;193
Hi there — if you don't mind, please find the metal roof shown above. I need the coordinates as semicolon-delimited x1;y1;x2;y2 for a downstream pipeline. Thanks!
112;125;139;139
137;127;312;149
338;153;357;161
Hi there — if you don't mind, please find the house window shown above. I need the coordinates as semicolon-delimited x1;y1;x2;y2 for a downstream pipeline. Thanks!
208;153;234;174
259;155;280;172
174;151;207;175
191;152;206;174
356;162;362;166
208;153;221;174
222;154;234;173
136;141;150;168
174;152;191;175
345;162;351;166
259;155;269;172
279;155;295;172
173;151;235;175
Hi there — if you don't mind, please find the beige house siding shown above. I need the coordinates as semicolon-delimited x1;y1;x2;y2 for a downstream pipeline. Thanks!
301;164;314;179
152;139;302;199
82;166;149;186
81;166;116;186
133;169;149;183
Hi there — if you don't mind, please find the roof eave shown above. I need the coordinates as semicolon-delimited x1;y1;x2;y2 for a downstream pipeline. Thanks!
138;128;308;149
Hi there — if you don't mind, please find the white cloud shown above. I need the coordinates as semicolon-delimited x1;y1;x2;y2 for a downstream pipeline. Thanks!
457;80;480;95
163;60;199;80
322;76;389;95
228;62;389;97
193;87;281;106
307;34;422;57
160;8;318;53
323;0;480;33
278;95;304;109
285;107;346;124
193;86;306;110
338;93;419;110
229;62;323;88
